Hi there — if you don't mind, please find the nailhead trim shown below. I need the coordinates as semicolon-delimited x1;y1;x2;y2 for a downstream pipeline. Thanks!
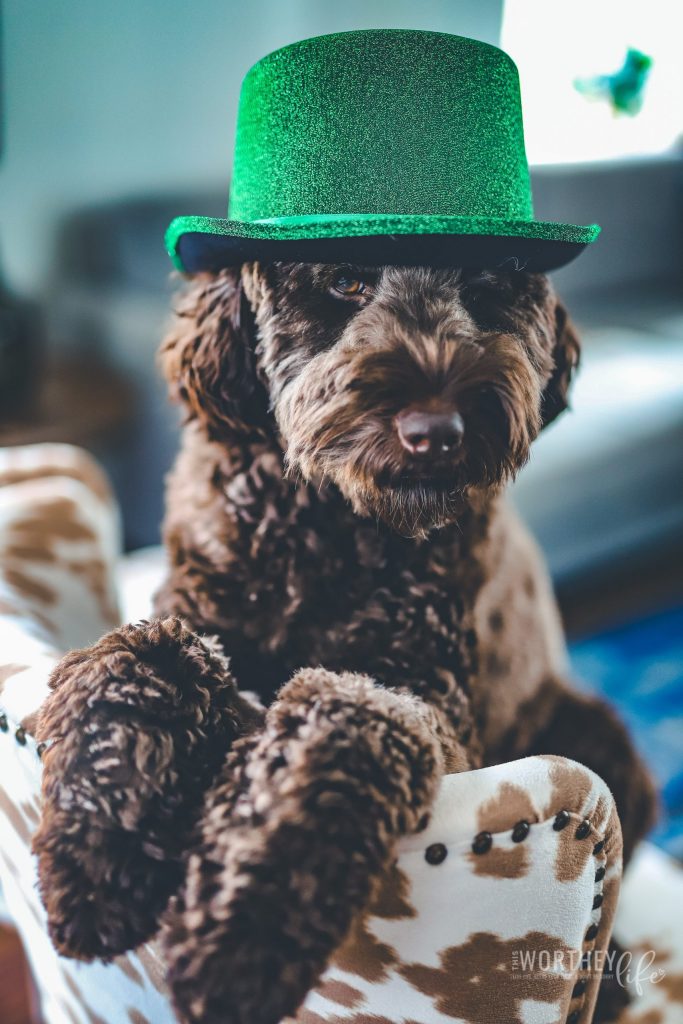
0;703;42;757
569;827;608;1019
570;823;609;1021
511;820;530;843
425;843;447;866
471;831;492;855
466;809;604;861
553;809;570;831
575;819;591;840
572;978;588;997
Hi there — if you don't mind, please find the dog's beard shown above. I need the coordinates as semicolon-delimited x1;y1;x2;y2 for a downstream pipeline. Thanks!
353;477;466;536
278;335;541;535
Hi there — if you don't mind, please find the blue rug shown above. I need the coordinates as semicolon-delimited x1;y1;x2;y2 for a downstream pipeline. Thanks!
570;605;683;860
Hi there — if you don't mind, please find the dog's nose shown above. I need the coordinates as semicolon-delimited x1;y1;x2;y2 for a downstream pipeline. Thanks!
395;407;465;458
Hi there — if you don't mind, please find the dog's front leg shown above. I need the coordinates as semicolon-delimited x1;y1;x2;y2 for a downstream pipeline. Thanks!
164;667;462;1024
32;617;263;960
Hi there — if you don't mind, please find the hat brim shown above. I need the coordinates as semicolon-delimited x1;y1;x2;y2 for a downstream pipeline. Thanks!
166;214;600;274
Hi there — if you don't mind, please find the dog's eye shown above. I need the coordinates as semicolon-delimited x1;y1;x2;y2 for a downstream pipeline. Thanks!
331;274;366;298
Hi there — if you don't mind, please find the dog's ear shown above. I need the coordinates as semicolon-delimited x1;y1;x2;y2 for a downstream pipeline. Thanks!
540;298;581;429
159;268;270;438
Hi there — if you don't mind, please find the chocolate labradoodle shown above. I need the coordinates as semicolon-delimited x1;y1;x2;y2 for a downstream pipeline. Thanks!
34;263;655;1024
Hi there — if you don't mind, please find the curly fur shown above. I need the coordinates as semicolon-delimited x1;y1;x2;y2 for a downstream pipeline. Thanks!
34;617;263;959
34;261;656;1024
164;670;444;1024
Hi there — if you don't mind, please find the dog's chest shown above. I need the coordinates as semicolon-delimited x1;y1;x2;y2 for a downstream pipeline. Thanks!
217;473;487;700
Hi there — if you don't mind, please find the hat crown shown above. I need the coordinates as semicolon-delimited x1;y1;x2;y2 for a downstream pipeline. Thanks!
228;29;533;225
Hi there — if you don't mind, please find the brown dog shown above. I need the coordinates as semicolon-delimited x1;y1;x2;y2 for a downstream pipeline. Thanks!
33;263;655;1024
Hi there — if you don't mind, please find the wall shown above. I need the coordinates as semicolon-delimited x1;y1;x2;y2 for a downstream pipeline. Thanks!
0;0;503;294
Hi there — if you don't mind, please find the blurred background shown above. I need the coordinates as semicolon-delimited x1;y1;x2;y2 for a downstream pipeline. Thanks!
0;0;681;845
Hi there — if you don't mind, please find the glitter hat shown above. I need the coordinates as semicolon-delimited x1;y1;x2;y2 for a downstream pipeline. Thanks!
166;29;600;273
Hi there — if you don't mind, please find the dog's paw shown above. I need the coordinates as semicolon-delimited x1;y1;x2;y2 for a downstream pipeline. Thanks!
163;668;442;1024
32;617;260;960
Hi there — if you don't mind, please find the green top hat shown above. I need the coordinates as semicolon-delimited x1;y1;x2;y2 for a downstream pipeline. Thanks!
166;29;600;273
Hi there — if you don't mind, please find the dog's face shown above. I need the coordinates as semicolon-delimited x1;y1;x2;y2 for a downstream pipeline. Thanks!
161;262;579;534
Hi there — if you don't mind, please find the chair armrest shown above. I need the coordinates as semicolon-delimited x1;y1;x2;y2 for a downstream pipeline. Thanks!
0;441;121;654
298;754;622;1024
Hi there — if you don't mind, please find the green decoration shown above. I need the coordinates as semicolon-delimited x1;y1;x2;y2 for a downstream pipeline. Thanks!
166;30;600;273
575;48;653;116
